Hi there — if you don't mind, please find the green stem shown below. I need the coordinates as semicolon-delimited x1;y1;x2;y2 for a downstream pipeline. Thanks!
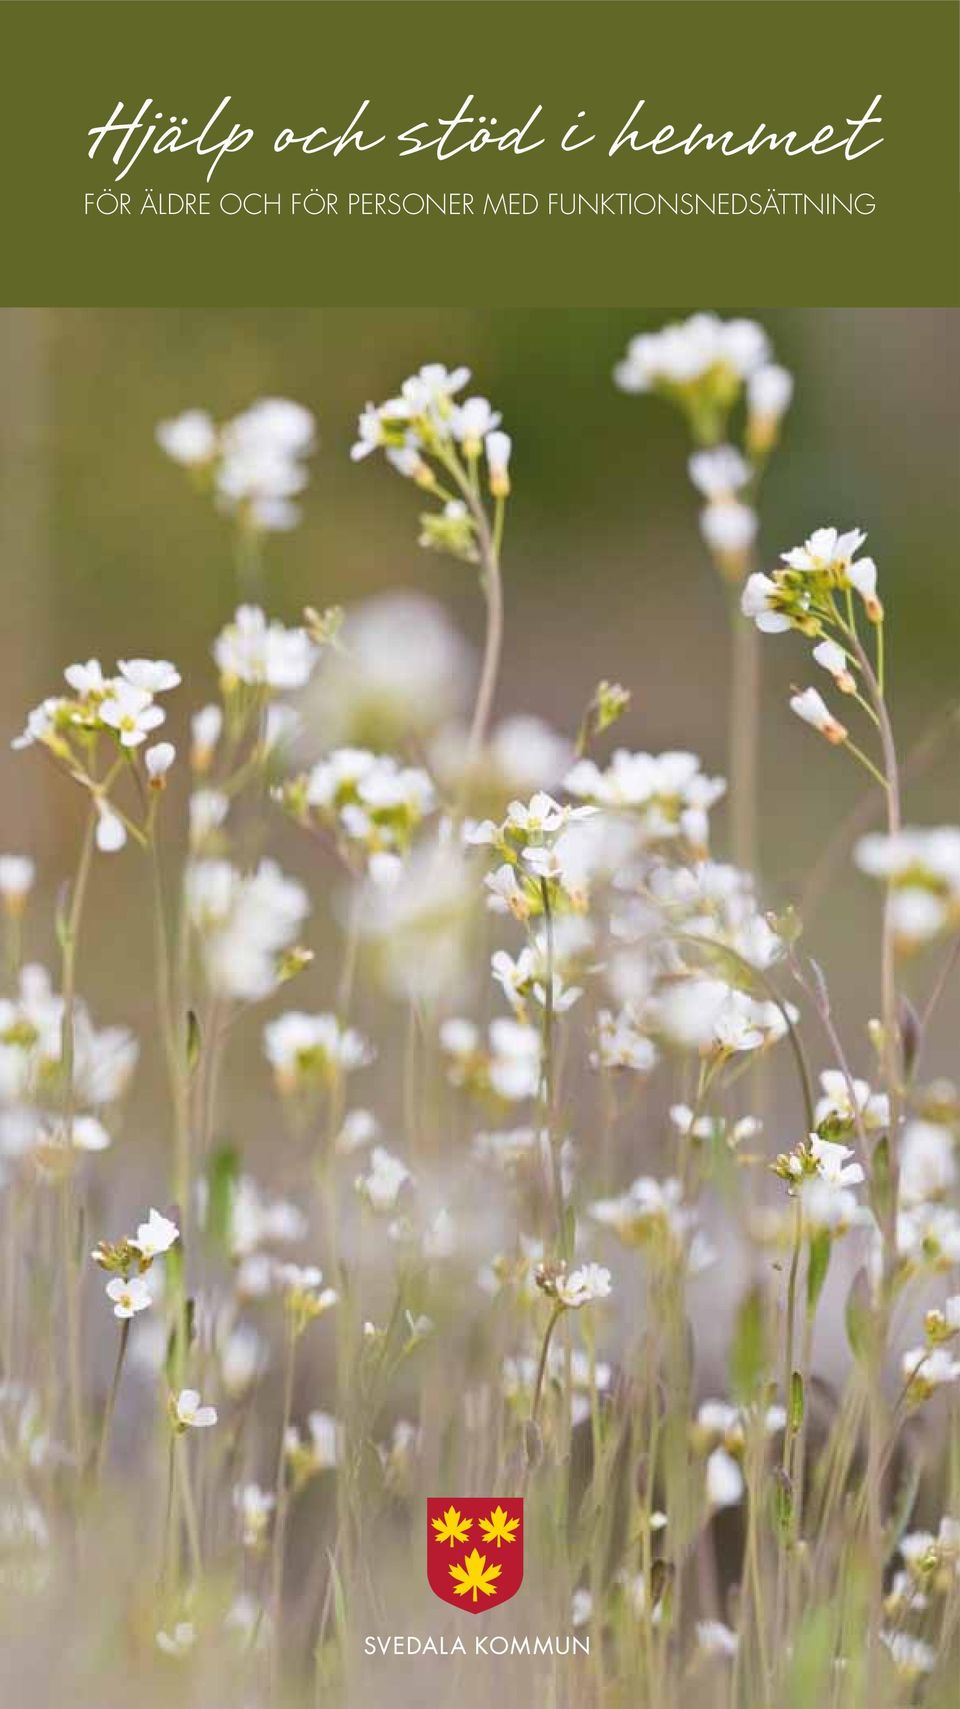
176;1432;203;1582
60;805;98;1465
439;446;505;772
538;879;566;1253
95;1317;130;1483
530;1304;563;1428
730;591;760;873
270;1318;297;1701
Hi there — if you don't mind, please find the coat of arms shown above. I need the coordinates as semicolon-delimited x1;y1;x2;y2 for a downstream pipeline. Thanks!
426;1497;524;1612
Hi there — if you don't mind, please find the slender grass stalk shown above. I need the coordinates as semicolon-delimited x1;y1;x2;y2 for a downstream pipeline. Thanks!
159;1431;176;1591
176;1431;203;1582
538;879;566;1255
270;1315;298;1702
530;1304;563;1429
59;804;98;1466
730;592;760;873
95;1317;130;1484
437;445;505;773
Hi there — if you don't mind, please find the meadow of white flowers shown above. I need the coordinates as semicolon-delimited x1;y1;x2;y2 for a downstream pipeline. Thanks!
0;318;958;1707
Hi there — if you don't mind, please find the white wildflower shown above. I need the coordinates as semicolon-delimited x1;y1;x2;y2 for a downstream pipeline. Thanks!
99;681;165;748
131;1208;179;1260
706;1447;744;1509
355;1147;411;1214
105;1275;152;1319
174;1388;218;1429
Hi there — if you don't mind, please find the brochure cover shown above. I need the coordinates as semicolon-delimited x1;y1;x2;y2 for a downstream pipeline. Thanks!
0;3;957;1705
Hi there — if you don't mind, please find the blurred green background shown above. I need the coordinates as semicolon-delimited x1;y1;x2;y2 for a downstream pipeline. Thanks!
0;306;957;1052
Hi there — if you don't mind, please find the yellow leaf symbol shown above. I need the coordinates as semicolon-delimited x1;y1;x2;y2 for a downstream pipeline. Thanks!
449;1548;502;1603
431;1505;473;1547
478;1505;520;1548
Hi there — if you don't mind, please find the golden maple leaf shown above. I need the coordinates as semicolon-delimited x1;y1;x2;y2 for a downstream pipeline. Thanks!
478;1505;520;1548
431;1505;473;1547
449;1548;502;1603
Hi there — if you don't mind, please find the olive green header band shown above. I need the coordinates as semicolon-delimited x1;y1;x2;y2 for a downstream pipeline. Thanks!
2;0;957;305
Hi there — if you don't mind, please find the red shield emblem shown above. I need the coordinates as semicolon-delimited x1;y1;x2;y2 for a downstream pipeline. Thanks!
426;1497;524;1613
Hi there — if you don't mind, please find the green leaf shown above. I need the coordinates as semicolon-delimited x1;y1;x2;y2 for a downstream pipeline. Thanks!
784;1606;836;1709
870;1135;892;1224
806;1231;831;1314
730;1283;767;1404
844;1267;874;1364
186;1007;202;1075
773;1466;794;1535
164;1288;194;1385
205;1144;239;1253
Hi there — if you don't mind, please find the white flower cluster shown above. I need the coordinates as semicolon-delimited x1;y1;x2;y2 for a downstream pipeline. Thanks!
285;1409;343;1480
491;936;583;1023
590;1174;714;1274
354;1146;412;1215
614;314;772;398
649;979;791;1057
440;1015;541;1103
354;841;476;1004
535;1259;613;1310
855;827;960;949
614;314;793;563
742;526;882;752
798;1140;866;1234
157;397;316;532
693;1397;786;1514
91;1207;179;1319
0;964;137;1171
900;1293;960;1404
213;604;319;692
894;1117;960;1271
204;1171;309;1299
287;747;436;885
264;1010;374;1093
744;526;880;636
351;363;510;563
13;656;180;851
467;791;597;920
593;855;790;1074
688;444;758;575
886;1516;960;1624
564;749;725;854
815;1069;889;1135
186;857;310;1001
353;363;507;475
